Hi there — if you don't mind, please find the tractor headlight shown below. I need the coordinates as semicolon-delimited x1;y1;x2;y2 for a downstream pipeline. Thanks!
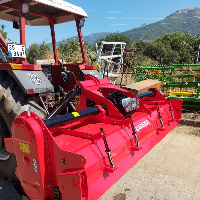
21;2;29;16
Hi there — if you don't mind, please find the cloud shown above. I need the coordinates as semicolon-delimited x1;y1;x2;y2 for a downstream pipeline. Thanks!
103;17;164;20
106;11;124;13
103;23;140;26
106;24;130;25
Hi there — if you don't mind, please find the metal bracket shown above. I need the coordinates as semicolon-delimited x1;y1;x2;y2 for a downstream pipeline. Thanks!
130;121;142;151
156;103;164;128
100;127;115;169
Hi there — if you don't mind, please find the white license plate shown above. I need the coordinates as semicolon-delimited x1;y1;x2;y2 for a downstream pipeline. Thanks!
8;44;26;58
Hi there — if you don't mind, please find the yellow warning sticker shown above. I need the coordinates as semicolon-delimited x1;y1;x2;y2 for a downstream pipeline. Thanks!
34;182;40;186
72;112;80;117
75;96;80;105
19;142;30;154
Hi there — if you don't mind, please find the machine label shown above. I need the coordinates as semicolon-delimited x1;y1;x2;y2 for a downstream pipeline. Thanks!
33;159;38;172
72;112;80;117
28;73;42;85
135;120;150;131
19;142;30;154
34;182;40;186
8;44;26;58
75;96;80;105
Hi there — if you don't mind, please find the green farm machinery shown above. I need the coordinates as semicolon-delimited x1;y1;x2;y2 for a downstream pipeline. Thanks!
133;63;200;110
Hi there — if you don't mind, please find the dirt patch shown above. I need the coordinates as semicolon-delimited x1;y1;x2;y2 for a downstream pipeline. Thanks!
185;128;200;137
176;125;200;137
124;188;130;192
113;193;126;200
181;109;200;121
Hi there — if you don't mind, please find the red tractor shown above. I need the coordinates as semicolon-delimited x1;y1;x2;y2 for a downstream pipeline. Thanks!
0;0;182;199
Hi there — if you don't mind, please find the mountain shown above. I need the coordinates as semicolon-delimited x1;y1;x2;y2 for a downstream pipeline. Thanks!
83;32;110;45
123;7;200;43
124;23;150;32
51;32;110;47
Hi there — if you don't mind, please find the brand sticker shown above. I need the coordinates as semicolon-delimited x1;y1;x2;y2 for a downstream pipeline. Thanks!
19;142;30;154
89;72;98;78
28;73;42;85
34;182;40;186
75;96;80;105
135;120;150;131
33;159;38;172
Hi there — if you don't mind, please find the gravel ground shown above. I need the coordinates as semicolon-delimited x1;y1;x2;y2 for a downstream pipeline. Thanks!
182;109;200;121
0;125;200;200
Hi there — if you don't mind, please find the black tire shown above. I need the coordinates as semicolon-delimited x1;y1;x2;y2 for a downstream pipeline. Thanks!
0;71;46;181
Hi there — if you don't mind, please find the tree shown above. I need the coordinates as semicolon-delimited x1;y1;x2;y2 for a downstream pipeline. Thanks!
26;41;52;64
39;41;51;58
96;32;133;52
0;24;13;61
135;32;198;65
153;32;198;64
58;37;97;64
26;43;41;64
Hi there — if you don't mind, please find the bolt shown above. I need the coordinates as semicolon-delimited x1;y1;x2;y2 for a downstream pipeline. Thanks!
62;159;66;164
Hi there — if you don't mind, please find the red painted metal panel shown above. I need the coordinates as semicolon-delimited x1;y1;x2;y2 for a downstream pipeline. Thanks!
49;19;59;65
5;79;182;200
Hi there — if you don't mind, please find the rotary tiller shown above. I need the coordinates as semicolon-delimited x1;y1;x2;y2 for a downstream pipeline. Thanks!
5;75;182;200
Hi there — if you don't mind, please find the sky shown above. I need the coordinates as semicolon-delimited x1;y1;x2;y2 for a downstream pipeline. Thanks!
1;0;200;47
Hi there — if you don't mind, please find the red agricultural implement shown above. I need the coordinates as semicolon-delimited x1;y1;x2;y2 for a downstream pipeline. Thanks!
0;0;182;200
5;76;182;200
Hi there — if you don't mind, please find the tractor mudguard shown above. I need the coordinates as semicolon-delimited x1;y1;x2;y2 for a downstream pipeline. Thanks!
8;70;54;94
5;78;182;200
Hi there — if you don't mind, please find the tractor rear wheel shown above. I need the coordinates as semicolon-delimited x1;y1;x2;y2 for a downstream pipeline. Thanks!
0;71;46;181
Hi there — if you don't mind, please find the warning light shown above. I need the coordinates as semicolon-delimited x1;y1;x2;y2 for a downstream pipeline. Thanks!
26;89;34;94
85;65;97;70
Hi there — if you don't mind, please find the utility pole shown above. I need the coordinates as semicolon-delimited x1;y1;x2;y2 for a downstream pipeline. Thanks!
196;38;200;63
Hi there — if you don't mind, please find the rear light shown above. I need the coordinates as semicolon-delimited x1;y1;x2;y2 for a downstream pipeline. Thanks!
85;65;97;70
11;64;37;70
22;64;34;70
11;64;22;69
26;89;34;94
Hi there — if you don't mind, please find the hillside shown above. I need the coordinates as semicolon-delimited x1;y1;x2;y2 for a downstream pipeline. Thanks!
123;7;200;43
83;32;110;45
